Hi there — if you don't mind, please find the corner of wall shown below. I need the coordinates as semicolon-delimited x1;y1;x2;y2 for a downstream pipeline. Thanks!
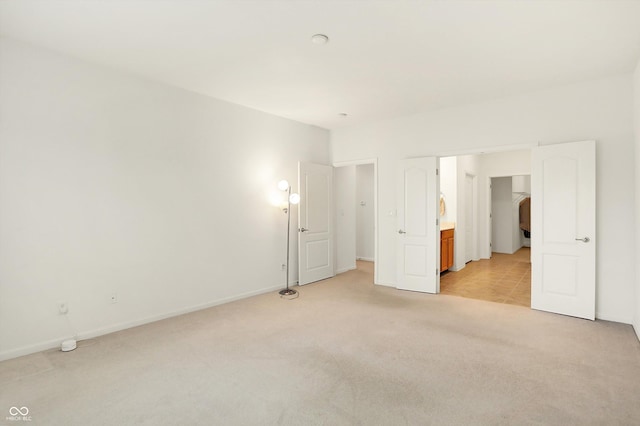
0;39;332;360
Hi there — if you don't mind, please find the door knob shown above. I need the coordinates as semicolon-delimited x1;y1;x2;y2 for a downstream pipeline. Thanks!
398;229;406;234
575;237;590;243
299;227;309;232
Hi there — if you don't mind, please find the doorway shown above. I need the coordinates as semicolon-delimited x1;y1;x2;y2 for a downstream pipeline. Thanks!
333;159;378;283
394;141;594;319
438;151;532;308
356;164;375;264
490;175;531;256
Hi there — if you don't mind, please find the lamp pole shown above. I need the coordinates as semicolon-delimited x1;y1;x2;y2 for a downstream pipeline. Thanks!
280;186;297;297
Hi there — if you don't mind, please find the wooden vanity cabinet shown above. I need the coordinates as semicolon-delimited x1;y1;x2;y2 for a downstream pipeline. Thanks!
440;229;454;272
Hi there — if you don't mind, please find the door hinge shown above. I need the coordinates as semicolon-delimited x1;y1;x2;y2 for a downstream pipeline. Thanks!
436;268;439;275
436;169;439;176
436;218;439;226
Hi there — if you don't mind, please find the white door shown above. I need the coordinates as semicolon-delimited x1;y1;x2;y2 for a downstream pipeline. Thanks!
531;141;596;320
298;162;334;285
396;157;440;293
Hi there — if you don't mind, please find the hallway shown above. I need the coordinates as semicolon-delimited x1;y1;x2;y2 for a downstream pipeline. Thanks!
440;248;531;307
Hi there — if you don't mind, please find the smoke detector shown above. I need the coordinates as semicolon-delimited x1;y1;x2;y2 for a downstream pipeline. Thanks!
311;34;329;45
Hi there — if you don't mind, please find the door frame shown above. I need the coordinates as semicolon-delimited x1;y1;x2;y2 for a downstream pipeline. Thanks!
436;144;535;300
435;141;597;318
437;143;535;263
463;172;478;264
333;158;379;285
486;173;532;259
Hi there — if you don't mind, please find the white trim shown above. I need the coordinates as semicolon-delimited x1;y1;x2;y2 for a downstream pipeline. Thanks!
0;336;72;363
356;257;375;262
0;283;284;362
333;157;378;167
433;143;536;158
336;266;357;274
332;157;379;285
466;172;479;262
596;312;633;325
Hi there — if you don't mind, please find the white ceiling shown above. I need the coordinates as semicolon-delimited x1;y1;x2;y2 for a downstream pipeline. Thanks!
2;1;640;130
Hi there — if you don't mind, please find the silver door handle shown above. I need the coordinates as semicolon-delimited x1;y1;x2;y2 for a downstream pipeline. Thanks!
398;229;406;234
575;237;590;243
299;227;309;233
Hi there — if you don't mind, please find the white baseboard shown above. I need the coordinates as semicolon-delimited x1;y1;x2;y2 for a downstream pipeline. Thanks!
595;311;633;325
0;336;75;363
356;257;374;262
0;283;283;362
450;263;465;272
634;320;640;342
336;266;357;274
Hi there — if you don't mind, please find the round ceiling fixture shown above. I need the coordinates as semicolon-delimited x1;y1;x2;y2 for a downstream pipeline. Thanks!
311;34;329;45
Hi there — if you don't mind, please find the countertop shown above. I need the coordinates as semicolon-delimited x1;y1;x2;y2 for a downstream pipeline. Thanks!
441;222;455;231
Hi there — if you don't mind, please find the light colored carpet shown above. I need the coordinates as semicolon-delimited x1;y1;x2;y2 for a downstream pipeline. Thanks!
1;261;640;425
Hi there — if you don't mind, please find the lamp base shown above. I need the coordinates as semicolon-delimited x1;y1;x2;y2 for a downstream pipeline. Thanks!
279;288;298;299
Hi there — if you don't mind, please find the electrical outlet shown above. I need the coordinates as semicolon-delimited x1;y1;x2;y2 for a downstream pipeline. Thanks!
58;302;68;315
281;264;286;270
110;293;118;304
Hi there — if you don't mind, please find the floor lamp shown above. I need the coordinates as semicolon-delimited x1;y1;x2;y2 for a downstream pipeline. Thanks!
277;180;300;297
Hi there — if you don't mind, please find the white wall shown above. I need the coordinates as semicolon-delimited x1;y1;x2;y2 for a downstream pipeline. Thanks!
512;175;531;194
0;38;330;360
634;59;640;341
335;166;356;273
477;150;531;258
331;74;635;323
356;164;375;261
491;177;513;254
481;150;532;178
439;157;457;225
454;155;480;269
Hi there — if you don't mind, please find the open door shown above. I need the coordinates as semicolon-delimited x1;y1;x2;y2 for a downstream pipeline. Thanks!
396;157;440;293
298;162;334;285
531;141;596;320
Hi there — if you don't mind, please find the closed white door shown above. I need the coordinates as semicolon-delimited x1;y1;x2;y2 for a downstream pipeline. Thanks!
396;157;440;293
298;162;334;285
531;141;596;320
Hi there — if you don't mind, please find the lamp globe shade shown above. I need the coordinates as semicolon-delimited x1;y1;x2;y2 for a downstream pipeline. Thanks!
278;180;289;191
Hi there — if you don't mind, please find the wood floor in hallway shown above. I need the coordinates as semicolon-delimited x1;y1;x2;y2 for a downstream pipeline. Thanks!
440;247;531;307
